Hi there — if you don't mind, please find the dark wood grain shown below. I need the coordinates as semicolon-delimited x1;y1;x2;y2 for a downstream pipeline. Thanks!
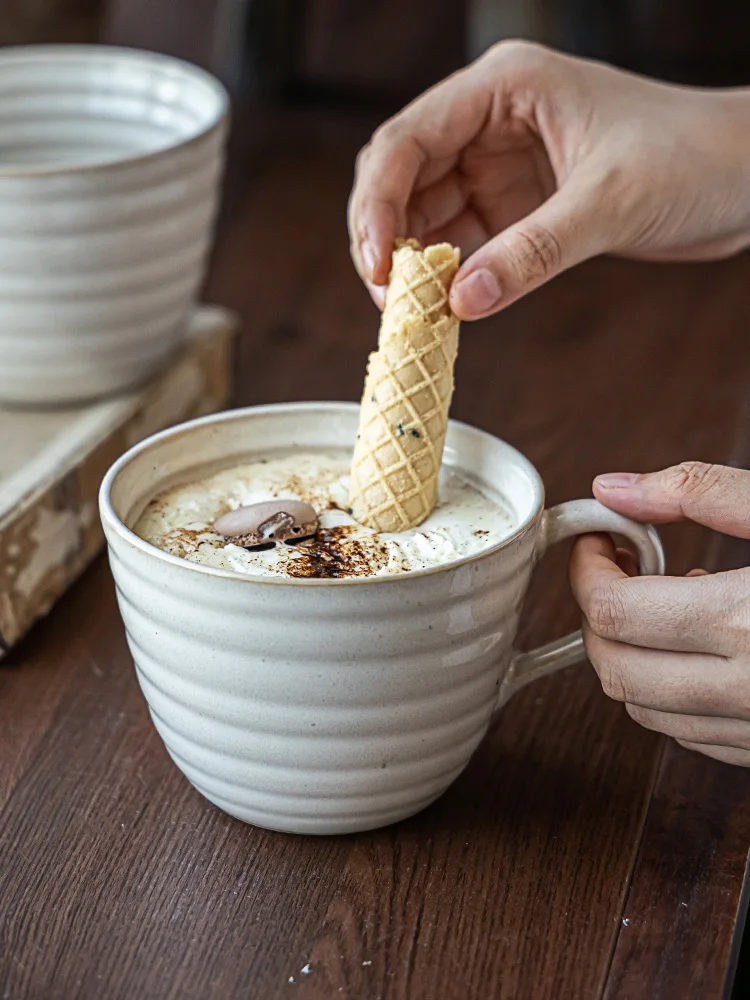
603;742;750;1000
1;102;750;1000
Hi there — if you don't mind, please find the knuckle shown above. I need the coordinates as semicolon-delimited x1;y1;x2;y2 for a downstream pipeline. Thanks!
356;116;401;169
584;625;637;705
487;38;548;68
371;117;401;148
668;461;723;501
597;655;632;703
354;138;377;173
506;224;563;284
587;583;629;641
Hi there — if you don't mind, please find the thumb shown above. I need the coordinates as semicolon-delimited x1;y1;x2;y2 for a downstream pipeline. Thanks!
449;173;608;320
593;462;750;538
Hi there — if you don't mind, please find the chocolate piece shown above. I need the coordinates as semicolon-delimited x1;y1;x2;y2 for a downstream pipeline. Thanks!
213;499;318;549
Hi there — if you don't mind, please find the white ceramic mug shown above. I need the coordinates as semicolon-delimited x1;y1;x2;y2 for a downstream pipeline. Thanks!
0;45;228;405
100;403;665;835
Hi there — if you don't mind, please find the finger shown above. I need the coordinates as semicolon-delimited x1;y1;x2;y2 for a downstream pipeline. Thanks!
348;64;494;285
569;530;622;608
676;741;750;767
593;463;750;538
582;622;750;716
686;568;709;577
348;182;403;286
626;704;750;748
450;172;611;320
570;534;746;654
615;547;639;578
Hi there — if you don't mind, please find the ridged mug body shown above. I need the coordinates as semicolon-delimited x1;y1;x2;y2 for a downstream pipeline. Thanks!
101;404;543;835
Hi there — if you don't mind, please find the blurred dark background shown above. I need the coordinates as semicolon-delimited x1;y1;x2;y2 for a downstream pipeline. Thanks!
3;0;750;105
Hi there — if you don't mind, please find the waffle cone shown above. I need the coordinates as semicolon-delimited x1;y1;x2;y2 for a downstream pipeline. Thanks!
349;238;461;532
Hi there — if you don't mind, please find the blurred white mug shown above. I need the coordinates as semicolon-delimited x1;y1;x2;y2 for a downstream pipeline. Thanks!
0;45;228;405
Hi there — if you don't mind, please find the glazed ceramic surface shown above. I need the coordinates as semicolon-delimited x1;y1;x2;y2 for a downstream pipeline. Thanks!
0;46;228;405
100;403;664;835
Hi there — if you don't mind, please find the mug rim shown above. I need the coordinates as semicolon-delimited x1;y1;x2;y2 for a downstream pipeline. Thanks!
0;44;229;179
99;401;545;587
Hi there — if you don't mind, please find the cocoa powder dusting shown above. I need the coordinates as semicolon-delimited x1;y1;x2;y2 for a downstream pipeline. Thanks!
284;526;388;579
161;526;222;559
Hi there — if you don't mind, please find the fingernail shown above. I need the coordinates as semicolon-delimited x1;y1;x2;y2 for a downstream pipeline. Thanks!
362;241;377;279
453;269;502;316
595;473;640;489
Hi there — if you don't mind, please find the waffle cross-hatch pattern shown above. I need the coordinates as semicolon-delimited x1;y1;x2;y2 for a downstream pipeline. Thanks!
349;239;461;533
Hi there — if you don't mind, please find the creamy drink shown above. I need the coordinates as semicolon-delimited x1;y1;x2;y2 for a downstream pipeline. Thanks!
134;452;516;579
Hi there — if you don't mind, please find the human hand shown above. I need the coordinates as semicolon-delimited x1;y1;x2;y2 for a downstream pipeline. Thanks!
348;41;750;318
570;462;750;765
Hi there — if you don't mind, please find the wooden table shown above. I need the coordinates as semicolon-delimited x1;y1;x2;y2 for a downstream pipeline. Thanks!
2;105;749;1000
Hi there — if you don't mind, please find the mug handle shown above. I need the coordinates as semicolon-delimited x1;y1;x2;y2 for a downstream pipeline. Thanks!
496;498;665;710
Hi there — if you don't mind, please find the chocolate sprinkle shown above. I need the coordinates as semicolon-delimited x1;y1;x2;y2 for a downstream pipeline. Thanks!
284;527;388;579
